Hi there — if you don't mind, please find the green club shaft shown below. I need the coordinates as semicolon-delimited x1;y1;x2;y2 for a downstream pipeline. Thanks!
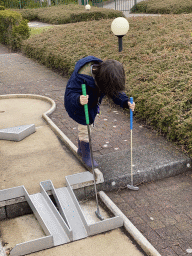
81;84;89;125
81;84;104;220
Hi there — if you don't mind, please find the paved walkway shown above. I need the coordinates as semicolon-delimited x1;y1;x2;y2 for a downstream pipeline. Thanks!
0;41;192;256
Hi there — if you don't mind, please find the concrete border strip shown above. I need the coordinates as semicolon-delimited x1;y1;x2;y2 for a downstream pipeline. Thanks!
0;94;104;184
99;191;161;256
0;241;6;256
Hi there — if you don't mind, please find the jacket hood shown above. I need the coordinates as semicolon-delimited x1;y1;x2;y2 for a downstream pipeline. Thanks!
74;56;102;74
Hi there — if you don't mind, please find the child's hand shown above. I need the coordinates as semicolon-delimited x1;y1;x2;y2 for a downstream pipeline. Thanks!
128;101;135;111
80;95;89;105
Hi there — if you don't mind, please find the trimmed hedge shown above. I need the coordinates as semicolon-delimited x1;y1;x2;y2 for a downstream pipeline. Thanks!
21;15;192;157
0;10;30;50
2;0;77;9
131;0;192;14
17;4;124;24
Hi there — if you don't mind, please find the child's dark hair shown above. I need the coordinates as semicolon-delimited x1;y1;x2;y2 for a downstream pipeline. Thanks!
92;59;125;98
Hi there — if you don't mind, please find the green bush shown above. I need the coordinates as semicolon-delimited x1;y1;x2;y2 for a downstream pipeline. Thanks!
1;0;48;9
17;4;124;24
2;0;77;9
0;10;29;50
22;15;192;157
2;0;20;9
11;18;30;49
131;0;192;14
131;1;147;13
23;0;48;9
0;5;5;9
19;8;38;20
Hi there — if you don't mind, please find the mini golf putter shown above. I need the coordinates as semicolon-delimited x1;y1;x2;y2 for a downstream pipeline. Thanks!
127;97;139;191
82;84;104;221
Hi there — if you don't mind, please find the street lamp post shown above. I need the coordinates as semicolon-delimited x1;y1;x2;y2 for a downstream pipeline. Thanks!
111;17;129;52
117;35;123;52
85;0;91;10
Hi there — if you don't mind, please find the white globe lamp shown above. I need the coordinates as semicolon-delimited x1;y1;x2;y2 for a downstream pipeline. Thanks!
111;17;129;52
85;4;91;10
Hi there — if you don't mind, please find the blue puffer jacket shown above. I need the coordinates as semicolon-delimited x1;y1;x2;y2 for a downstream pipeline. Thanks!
64;56;129;125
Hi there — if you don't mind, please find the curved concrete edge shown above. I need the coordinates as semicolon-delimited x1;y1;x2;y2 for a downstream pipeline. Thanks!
0;94;104;185
99;191;161;256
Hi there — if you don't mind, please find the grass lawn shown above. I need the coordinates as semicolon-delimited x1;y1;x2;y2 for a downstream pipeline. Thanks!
29;26;54;36
23;14;192;157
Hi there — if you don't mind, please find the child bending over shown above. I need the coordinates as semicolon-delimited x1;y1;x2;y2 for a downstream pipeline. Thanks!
64;56;135;168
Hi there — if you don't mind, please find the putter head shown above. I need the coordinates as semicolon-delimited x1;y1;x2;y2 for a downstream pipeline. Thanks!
95;210;104;221
127;184;139;191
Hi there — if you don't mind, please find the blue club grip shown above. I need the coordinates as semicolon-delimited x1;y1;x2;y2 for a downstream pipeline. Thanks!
81;84;89;125
130;97;133;130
